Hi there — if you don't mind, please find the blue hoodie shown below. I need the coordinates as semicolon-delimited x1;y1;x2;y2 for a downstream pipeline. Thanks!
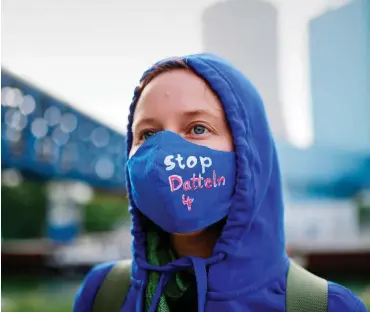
73;54;367;311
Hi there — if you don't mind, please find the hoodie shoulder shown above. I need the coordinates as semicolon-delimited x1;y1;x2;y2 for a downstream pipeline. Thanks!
73;261;116;312
328;281;368;312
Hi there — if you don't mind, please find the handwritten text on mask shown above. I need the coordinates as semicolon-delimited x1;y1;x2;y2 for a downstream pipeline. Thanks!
164;154;226;211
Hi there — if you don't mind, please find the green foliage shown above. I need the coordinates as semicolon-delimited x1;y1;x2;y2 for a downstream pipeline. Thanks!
1;277;76;312
1;181;47;239
1;179;130;239
355;191;370;228
359;203;370;225
362;288;370;309
2;295;73;312
83;193;130;232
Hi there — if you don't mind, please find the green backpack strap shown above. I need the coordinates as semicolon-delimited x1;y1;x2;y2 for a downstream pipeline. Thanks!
286;260;328;312
93;259;132;312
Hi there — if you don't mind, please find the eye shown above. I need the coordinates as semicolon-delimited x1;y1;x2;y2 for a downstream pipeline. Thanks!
142;130;156;141
190;124;209;136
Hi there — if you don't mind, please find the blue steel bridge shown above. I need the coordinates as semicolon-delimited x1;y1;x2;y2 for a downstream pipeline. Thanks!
1;69;127;189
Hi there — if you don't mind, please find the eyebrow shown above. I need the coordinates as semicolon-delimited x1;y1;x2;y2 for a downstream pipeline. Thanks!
182;109;220;119
132;117;160;132
132;108;221;132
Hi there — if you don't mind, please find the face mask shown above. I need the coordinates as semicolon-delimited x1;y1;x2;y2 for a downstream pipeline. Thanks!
127;131;236;234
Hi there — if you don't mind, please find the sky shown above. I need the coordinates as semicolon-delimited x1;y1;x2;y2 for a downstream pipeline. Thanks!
2;0;351;146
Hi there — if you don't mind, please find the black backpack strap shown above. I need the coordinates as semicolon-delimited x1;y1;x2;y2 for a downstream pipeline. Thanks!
286;260;328;312
93;259;132;312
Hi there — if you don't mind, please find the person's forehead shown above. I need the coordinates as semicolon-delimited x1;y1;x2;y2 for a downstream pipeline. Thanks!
134;69;222;116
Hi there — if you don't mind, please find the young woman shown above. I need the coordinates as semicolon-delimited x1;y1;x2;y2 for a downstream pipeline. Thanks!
74;54;367;311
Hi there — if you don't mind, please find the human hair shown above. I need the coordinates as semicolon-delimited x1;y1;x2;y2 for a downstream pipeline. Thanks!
138;58;189;92
126;58;189;152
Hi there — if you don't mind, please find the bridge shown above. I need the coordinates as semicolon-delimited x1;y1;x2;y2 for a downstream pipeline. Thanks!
1;69;127;189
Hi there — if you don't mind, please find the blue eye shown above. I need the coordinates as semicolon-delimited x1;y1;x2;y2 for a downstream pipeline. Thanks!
142;131;156;140
191;125;208;135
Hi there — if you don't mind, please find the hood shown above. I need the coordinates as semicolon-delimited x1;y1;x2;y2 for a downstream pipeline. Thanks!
125;53;288;311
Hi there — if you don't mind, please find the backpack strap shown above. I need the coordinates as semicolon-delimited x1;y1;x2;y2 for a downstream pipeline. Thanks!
286;260;328;312
93;259;132;312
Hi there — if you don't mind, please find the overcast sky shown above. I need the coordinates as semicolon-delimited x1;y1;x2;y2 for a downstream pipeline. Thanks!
2;0;350;146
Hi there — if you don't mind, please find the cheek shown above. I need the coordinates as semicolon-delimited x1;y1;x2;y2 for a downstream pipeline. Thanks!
225;132;235;152
205;135;234;152
218;136;234;152
215;118;234;152
213;126;234;152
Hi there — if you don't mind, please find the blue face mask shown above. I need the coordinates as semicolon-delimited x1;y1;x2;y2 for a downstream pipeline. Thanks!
127;131;236;234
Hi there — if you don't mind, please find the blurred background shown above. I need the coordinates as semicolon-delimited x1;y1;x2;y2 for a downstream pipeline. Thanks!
1;0;370;310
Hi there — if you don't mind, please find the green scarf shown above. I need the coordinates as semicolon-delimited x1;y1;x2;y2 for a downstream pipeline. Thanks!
145;230;190;312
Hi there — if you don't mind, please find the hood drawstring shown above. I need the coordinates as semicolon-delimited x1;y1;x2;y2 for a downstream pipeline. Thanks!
147;273;171;312
137;253;225;312
191;257;207;312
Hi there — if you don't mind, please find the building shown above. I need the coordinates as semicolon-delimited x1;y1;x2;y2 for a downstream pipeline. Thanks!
309;0;370;152
202;0;287;140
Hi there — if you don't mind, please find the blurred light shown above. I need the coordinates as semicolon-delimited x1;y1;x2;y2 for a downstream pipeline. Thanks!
95;157;114;179
78;123;94;141
60;113;78;133
12;112;28;131
44;106;61;126
2;169;22;187
19;95;36;115
4;108;16;125
31;118;49;138
52;126;69;146
5;127;21;142
5;109;28;131
1;87;23;107
91;127;110;147
1;87;12;105
68;182;94;204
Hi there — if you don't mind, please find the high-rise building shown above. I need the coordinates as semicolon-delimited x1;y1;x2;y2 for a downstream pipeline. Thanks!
202;0;287;140
309;0;370;152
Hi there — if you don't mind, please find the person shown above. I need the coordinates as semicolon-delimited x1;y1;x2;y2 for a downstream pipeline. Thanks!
73;54;367;312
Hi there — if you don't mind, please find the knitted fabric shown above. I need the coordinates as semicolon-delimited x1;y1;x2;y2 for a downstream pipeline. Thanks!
145;230;189;312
